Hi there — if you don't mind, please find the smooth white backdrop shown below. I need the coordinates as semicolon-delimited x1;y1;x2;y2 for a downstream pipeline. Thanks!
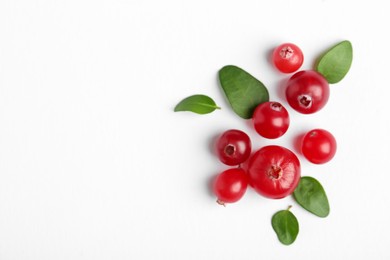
1;0;389;259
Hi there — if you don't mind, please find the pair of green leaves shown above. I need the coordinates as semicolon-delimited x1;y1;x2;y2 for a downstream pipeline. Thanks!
272;177;330;245
174;65;269;117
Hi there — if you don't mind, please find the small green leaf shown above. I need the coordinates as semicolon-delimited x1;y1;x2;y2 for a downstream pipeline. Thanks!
271;206;299;245
316;40;353;84
174;94;221;114
218;65;269;119
293;176;330;218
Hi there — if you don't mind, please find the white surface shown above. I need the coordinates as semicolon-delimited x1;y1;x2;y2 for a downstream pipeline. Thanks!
0;0;389;259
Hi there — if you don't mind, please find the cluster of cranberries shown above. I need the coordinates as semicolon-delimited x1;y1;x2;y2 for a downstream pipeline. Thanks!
213;43;337;205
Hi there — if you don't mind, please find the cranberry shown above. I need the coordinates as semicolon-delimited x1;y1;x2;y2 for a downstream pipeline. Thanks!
285;70;330;114
215;129;251;166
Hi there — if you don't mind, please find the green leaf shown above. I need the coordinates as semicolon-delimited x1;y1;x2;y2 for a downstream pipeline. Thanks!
293;176;330;218
174;94;221;114
218;65;269;119
271;207;299;245
316;40;353;84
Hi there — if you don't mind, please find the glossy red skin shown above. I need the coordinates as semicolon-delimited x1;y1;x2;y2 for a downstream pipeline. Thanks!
286;70;330;114
213;168;248;204
248;145;301;199
215;129;251;166
252;101;290;139
272;43;304;73
302;129;337;164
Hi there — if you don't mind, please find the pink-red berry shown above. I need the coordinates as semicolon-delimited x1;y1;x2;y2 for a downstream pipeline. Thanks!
252;101;290;139
272;43;304;73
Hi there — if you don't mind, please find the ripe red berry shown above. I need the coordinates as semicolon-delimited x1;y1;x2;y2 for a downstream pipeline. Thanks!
213;168;248;205
301;129;337;164
252;101;290;139
272;43;304;73
285;70;330;114
248;145;301;199
215;129;251;166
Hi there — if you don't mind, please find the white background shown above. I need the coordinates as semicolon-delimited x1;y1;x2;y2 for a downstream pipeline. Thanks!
0;0;389;259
